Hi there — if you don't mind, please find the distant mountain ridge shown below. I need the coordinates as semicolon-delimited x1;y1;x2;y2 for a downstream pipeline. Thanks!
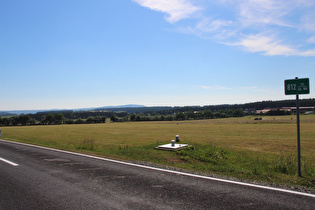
0;105;146;116
1;99;315;116
98;104;145;109
0;111;15;117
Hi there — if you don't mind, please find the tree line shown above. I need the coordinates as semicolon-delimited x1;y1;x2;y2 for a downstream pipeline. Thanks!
1;98;314;126
0;113;108;126
0;108;246;126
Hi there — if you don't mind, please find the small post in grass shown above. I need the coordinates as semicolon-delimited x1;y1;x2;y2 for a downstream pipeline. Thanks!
176;135;179;142
171;140;175;147
284;77;310;177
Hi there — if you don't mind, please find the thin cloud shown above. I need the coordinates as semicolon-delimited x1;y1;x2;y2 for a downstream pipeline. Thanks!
240;86;272;93
237;0;294;27
307;36;315;43
230;34;315;56
133;0;315;57
198;85;231;90
301;13;315;32
196;18;233;33
232;34;296;56
199;85;274;94
132;0;200;23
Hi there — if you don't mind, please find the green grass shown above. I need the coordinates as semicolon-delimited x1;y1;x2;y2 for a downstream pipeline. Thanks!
2;115;315;191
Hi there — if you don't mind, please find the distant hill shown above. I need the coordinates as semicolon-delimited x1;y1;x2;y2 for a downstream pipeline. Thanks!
0;111;15;117
94;105;171;113
1;109;72;115
96;104;145;109
1;99;314;116
0;105;146;115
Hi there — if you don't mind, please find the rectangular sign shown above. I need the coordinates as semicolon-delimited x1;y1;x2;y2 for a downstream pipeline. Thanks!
285;78;310;95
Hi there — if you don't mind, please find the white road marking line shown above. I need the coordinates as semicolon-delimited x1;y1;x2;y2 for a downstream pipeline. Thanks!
0;157;19;166
1;139;315;198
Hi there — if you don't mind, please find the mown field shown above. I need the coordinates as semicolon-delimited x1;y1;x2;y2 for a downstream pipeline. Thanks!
2;115;315;191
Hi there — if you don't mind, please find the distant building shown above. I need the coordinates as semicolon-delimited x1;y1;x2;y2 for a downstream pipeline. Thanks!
255;107;315;114
283;107;315;111
282;107;315;113
255;109;272;114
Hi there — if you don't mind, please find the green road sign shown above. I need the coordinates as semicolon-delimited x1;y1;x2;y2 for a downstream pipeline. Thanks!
284;78;310;95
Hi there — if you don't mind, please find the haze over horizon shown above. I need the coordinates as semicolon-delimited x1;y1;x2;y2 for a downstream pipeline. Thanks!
1;0;315;111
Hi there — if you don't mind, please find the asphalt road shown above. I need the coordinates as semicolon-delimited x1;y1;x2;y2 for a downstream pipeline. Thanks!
1;139;314;209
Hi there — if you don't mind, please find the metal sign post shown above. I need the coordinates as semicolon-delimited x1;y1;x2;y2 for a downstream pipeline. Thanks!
284;77;310;177
296;93;301;177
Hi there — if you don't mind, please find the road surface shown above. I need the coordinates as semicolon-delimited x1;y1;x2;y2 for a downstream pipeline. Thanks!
1;139;314;209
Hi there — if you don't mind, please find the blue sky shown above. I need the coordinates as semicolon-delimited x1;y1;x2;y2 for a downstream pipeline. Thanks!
1;0;315;111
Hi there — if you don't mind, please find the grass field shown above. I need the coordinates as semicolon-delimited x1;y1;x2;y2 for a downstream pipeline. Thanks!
2;115;315;191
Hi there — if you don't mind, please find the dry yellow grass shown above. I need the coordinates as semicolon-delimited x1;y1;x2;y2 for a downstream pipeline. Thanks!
2;115;314;159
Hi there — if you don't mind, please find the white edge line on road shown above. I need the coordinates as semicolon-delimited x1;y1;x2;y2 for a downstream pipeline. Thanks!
1;139;314;198
0;157;19;166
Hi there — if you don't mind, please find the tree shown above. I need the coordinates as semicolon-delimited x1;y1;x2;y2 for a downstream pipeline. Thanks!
203;110;214;119
175;112;186;120
165;115;174;121
186;111;195;120
54;114;64;124
42;114;54;125
232;109;245;117
64;119;74;124
74;118;84;124
130;114;136;121
19;115;31;125
110;115;118;122
0;117;11;126
11;116;19;126
86;116;96;123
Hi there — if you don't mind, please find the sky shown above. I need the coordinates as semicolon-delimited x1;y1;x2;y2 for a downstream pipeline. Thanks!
1;0;315;111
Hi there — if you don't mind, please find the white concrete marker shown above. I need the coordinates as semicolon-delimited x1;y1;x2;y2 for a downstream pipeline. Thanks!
156;143;189;150
156;139;189;150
